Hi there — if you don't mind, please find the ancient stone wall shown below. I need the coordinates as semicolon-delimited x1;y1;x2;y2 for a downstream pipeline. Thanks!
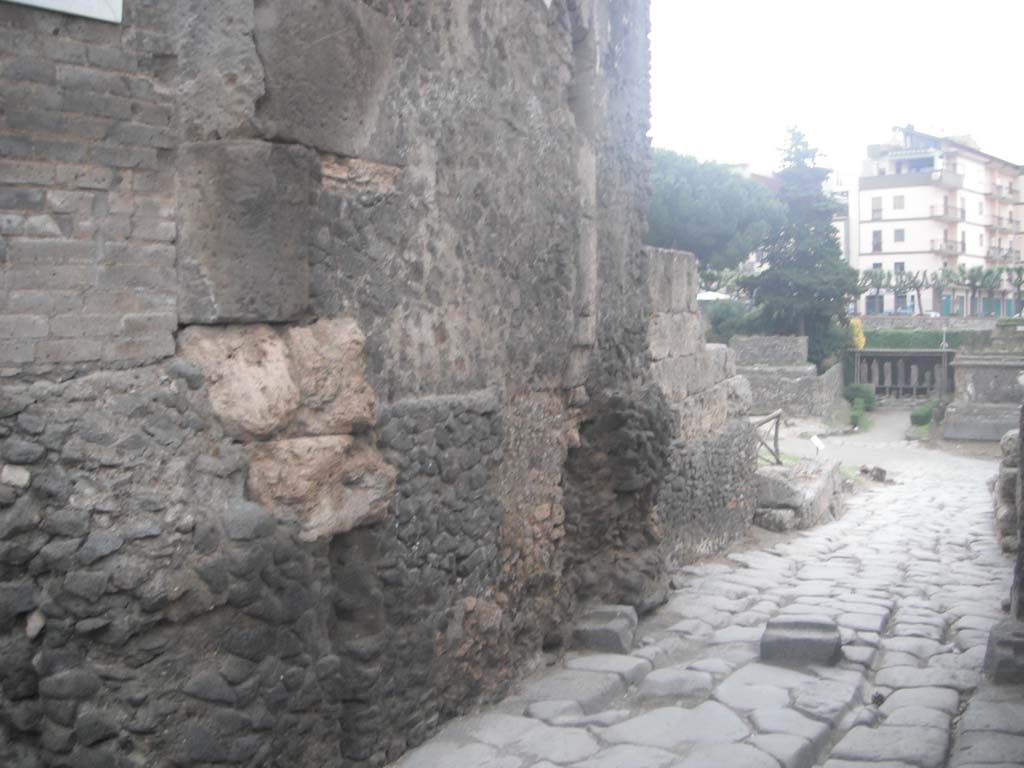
0;3;759;767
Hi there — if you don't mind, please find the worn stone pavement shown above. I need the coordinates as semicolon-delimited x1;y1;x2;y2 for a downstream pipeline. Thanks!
389;423;1024;768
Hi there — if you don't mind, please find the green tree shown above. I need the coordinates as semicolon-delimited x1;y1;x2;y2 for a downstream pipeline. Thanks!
909;271;930;316
741;129;858;365
982;267;1004;315
647;149;785;275
1008;266;1024;314
964;265;985;315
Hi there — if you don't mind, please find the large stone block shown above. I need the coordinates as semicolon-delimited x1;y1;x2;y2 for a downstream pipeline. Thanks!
761;616;841;666
648;312;702;361
177;140;318;324
246;435;395;541
178;318;375;439
730;335;808;366
943;403;1021;442
645;247;698;314
983;618;1024;683
252;0;397;158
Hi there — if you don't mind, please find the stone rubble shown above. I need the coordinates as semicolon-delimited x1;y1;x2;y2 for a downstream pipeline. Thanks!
391;446;1020;768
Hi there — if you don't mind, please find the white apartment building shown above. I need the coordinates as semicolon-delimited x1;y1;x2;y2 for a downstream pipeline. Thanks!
855;126;1023;316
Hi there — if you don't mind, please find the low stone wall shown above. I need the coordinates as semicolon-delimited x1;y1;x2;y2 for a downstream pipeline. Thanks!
731;336;847;423
861;315;998;331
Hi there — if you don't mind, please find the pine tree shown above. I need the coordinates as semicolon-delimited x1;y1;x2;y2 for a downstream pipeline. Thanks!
741;129;858;364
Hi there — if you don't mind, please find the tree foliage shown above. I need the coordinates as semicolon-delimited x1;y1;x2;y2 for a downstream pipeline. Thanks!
740;129;858;366
647;149;785;274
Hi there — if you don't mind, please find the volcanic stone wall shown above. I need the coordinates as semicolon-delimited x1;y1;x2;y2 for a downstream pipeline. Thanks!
0;2;757;767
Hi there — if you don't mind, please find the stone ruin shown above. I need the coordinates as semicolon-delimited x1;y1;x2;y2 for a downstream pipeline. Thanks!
0;2;757;766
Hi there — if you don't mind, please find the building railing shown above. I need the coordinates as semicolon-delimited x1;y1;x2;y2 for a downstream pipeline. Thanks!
931;239;960;255
989;184;1014;200
859;168;963;190
988;247;1023;262
990;216;1015;231
928;203;961;221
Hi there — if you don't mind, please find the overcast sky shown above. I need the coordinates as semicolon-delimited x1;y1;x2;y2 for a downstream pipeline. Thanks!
649;0;1024;188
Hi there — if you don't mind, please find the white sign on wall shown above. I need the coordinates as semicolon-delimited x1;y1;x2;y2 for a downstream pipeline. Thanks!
3;0;122;23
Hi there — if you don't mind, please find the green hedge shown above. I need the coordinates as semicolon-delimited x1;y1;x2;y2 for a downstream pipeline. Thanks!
844;384;876;411
862;329;991;351
910;401;938;426
850;397;870;430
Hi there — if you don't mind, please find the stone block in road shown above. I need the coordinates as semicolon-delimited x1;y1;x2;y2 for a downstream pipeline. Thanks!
831;725;948;768
957;698;1024;735
761;616;841;666
748;733;817;768
573;605;638;654
751;707;830;751
983;618;1024;684
874;665;978;692
570;744;678;768
638;668;713;702
879;686;960;715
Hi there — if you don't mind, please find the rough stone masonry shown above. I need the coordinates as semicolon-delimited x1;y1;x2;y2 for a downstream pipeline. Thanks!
0;2;755;766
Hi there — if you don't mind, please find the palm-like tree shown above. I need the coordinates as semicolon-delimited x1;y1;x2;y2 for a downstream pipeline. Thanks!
964;265;985;316
1008;266;1024;315
981;268;1004;316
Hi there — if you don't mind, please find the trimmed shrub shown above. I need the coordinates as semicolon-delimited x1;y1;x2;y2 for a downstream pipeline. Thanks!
844;383;877;411
850;397;869;429
910;401;938;426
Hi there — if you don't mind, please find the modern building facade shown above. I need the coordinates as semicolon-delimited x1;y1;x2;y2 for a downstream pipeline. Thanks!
855;126;1023;316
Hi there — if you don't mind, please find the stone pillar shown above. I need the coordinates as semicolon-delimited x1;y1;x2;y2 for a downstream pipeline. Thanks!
984;406;1024;682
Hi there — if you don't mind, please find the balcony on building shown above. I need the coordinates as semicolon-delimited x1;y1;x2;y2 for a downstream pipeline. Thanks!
987;246;1023;264
988;184;1014;201
929;203;961;222
861;167;963;191
931;238;960;256
989;216;1015;233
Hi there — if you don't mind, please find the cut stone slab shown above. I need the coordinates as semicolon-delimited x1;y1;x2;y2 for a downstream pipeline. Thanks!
569;745;679;768
983;618;1024;683
884;706;950;729
509;722;599;764
713;681;789;711
831;725;948;768
748;733;816;768
837;612;888;633
517;669;625;714
950;732;1024;766
573;605;637;654
177;140;317;324
754;507;798;532
879;687;960;715
874;665;978;692
751;707;830;750
761;615;841;666
674;743;779;768
602;703;749;750
638;668;712;702
566;654;651;685
723;662;815;689
958;699;1024;734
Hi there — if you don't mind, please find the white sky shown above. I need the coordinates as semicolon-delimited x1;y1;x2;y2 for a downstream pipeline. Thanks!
650;0;1024;188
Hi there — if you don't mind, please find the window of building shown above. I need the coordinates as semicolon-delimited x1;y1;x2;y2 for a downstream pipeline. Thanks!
894;262;905;273
865;294;884;314
872;231;882;252
894;229;905;243
893;195;905;210
871;262;882;270
5;0;122;23
871;197;882;220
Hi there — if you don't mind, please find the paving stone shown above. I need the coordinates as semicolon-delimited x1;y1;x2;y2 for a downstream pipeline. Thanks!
725;662;815;689
638;668;712;702
673;743;779;768
509;722;599;763
791;678;860;725
713;680;789;711
837;612;888;633
841;646;875;666
602;703;749;750
891;622;945;641
884;706;950;729
711;625;764;644
569;745;678;768
750;707;830;750
950;732;1024;766
957;699;1024;734
761;616;841;666
748;733;816;768
687;658;734;676
874;665;978;692
832;724;949;768
518;670;625;714
393;741;520;768
524;700;581;723
566;654;651;685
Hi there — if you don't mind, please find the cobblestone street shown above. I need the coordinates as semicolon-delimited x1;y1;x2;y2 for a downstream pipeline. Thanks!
391;421;1022;768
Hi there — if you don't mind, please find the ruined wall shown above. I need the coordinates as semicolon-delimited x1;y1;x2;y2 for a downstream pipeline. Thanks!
0;2;671;766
